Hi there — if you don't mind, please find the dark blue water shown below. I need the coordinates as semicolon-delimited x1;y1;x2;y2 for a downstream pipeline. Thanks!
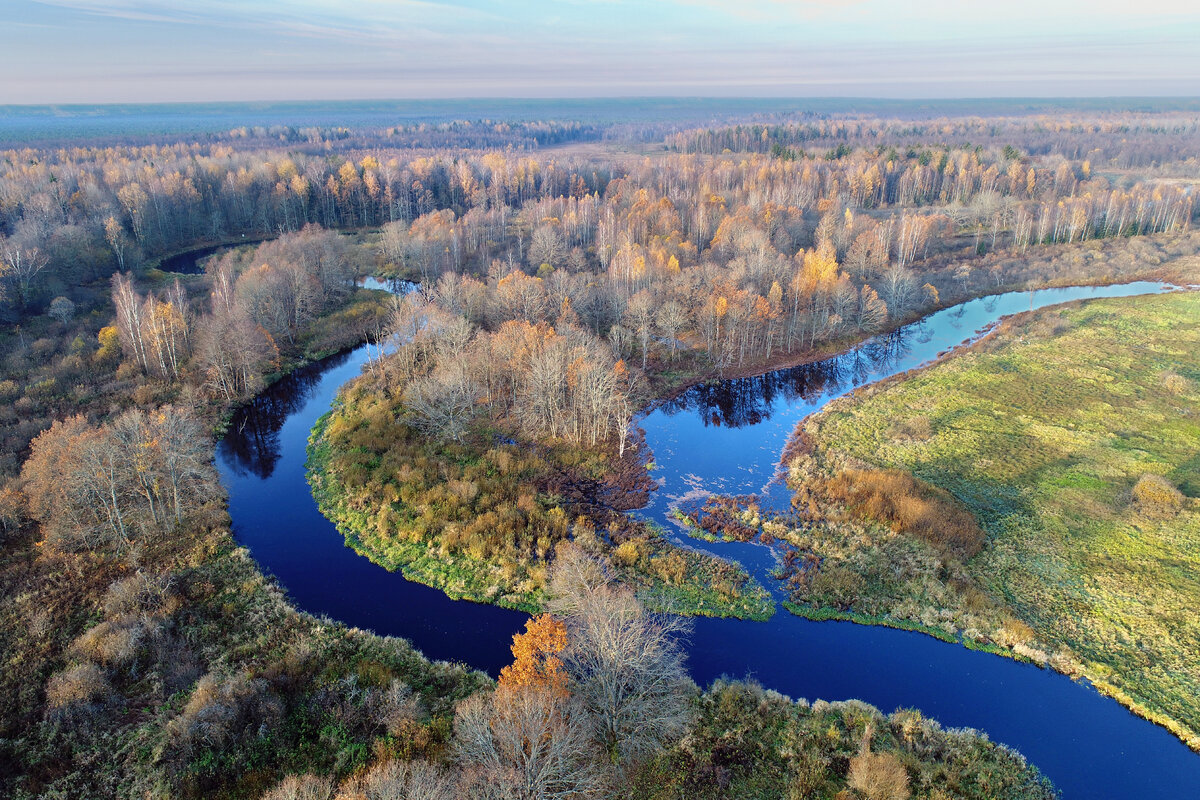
217;281;1200;799
159;243;231;275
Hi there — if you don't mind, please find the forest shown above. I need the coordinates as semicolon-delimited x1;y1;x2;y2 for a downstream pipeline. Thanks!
0;103;1198;799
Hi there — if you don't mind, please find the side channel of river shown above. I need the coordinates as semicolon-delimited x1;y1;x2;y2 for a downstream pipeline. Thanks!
217;280;1200;800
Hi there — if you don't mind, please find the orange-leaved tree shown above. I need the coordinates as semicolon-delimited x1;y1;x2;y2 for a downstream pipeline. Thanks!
498;614;569;695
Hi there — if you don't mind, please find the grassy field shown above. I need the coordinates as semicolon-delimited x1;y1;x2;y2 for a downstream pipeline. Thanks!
801;292;1200;749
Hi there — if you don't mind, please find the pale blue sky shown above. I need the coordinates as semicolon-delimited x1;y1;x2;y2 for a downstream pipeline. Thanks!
4;1;1199;103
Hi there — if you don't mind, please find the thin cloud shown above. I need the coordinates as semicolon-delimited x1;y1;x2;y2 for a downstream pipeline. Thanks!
10;0;1200;102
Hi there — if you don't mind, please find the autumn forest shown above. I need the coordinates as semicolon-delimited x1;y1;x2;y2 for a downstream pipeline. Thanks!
1;99;1199;800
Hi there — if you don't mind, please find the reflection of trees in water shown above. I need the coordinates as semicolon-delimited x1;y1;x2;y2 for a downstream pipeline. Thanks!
843;331;910;388
661;328;914;428
217;350;355;479
159;243;230;275
358;276;419;295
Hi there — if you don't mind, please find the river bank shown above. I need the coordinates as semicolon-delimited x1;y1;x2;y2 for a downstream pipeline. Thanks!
792;291;1200;751
218;278;1200;799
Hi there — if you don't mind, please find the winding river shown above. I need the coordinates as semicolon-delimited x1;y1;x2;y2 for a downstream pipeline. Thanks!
217;280;1200;799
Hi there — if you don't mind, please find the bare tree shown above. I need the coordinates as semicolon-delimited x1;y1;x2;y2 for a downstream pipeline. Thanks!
623;290;655;370
855;285;888;331
334;759;457;800
196;309;278;400
104;216;128;271
152;405;218;525
454;685;600;800
112;272;151;371
22;416;132;549
48;296;75;323
404;370;480;442
547;544;695;768
259;774;333;800
655;300;688;361
529;224;567;271
0;236;49;310
877;264;918;320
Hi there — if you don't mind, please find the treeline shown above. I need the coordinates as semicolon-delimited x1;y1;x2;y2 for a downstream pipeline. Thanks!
219;118;603;150
4;109;1196;329
668;113;1200;165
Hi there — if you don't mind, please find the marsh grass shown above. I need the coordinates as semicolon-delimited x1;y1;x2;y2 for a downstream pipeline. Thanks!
802;292;1200;750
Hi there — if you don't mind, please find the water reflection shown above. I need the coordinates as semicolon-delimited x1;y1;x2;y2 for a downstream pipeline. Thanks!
218;350;354;479
218;279;1200;800
160;243;231;274
660;326;914;428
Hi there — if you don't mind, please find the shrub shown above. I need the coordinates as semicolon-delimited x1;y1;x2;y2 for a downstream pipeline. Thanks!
102;572;174;617
166;671;283;759
26;377;58;399
96;325;121;363
45;662;111;710
848;749;911;800
71;616;148;668
1131;474;1184;516
614;539;642;567
260;774;333;800
1162;371;1191;395
30;337;58;360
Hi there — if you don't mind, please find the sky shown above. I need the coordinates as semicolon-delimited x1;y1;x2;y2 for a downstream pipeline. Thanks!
3;0;1199;103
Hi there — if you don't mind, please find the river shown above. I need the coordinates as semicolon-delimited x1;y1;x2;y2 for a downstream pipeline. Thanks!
216;280;1200;799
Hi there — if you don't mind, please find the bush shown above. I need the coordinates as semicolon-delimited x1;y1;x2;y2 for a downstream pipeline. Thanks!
30;337;58;360
848;749;911;800
71;616;151;668
1162;371;1191;395
45;662;111;710
260;774;333;800
26;377;58;399
102;572;174;617
1131;474;1184;516
166;671;283;759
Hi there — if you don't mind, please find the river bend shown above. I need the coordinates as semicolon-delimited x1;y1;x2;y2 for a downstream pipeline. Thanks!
217;280;1200;799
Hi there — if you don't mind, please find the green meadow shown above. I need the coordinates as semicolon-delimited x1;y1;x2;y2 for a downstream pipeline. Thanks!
803;292;1200;749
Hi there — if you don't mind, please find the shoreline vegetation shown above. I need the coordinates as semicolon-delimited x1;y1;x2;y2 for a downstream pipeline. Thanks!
5;108;1200;798
772;292;1200;752
641;239;1200;406
301;244;1200;626
306;386;774;621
